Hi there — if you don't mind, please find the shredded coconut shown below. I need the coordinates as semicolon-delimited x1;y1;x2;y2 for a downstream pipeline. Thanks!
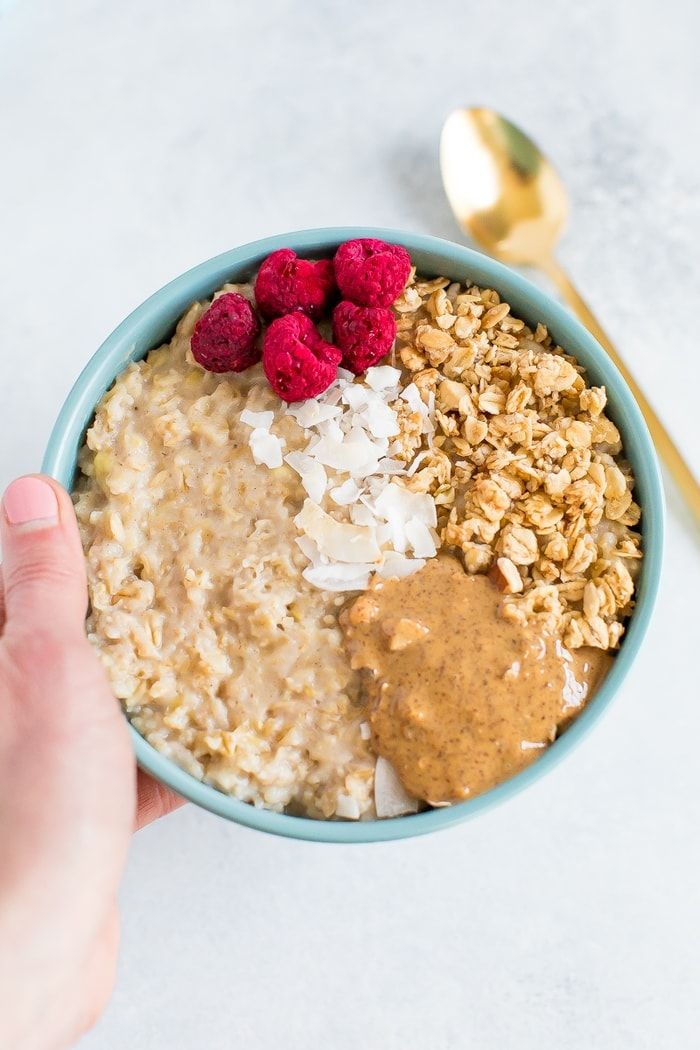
244;365;437;592
249;428;285;468
284;451;327;503
295;500;381;564
374;756;420;818
240;409;274;430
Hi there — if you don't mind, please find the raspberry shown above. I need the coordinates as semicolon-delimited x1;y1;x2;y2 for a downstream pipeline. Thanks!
333;238;411;308
263;314;342;402
332;301;396;374
254;248;336;320
191;292;261;373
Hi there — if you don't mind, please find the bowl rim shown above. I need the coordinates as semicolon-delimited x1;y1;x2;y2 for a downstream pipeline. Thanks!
42;226;665;843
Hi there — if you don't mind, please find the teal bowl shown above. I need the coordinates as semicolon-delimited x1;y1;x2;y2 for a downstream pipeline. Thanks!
43;227;664;843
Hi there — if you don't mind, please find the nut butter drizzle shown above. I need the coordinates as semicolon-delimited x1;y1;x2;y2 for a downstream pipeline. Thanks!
343;556;611;804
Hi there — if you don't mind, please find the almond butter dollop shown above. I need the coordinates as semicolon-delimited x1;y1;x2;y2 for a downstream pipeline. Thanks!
342;556;611;805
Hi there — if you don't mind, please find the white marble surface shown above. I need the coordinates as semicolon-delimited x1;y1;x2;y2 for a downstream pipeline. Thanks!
1;1;699;1047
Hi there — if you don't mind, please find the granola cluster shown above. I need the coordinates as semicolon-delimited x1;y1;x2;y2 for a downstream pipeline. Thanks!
390;274;643;651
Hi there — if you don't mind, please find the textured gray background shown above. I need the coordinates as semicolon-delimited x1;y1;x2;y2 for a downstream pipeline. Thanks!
1;1;699;1048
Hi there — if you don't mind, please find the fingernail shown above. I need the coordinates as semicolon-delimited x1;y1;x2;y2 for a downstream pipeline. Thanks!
3;477;59;526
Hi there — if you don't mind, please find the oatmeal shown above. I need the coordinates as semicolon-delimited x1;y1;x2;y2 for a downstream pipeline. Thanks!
74;239;643;820
74;296;375;819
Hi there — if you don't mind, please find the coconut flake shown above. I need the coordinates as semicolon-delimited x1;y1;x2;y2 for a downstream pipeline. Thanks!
303;563;372;592
349;502;377;527
240;409;274;430
317;369;355;407
286;401;342;429
376;552;426;579
330;479;362;506
366;365;402;392
341;384;373;411
310;431;383;474
374;756;420;818
295;500;381;563
400;382;434;441
372;481;437;552
365;476;390;499
375;482;437;528
284;452;328;504
295;534;325;567
249;428;285;468
340;386;400;440
400;382;424;414
376;457;406;475
361;399;400;439
312;417;345;444
405;520;437;558
406;450;431;476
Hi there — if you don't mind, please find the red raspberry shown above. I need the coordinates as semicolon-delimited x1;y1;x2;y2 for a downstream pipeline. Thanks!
263;314;342;402
333;238;411;307
332;301;396;374
254;248;336;320
191;292;261;373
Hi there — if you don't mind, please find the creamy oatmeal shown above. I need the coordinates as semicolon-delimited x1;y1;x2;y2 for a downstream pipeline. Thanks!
74;297;375;819
74;244;643;820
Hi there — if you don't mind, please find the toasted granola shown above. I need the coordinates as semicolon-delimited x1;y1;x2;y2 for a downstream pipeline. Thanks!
391;275;642;650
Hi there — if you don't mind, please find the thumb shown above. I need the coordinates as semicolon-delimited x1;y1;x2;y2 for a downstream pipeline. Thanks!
0;475;88;641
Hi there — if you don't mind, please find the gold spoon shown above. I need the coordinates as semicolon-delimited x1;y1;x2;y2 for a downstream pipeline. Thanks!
440;106;700;526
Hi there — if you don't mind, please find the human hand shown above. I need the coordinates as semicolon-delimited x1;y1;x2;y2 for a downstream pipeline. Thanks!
0;476;184;1050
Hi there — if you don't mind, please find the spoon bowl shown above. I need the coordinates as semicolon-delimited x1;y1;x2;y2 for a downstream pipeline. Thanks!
440;107;568;264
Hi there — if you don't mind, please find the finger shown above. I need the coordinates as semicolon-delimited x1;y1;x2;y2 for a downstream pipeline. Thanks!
0;566;5;634
135;769;186;831
0;475;88;643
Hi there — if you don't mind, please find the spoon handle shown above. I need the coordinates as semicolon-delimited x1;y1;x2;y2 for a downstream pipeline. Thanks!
542;256;700;528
